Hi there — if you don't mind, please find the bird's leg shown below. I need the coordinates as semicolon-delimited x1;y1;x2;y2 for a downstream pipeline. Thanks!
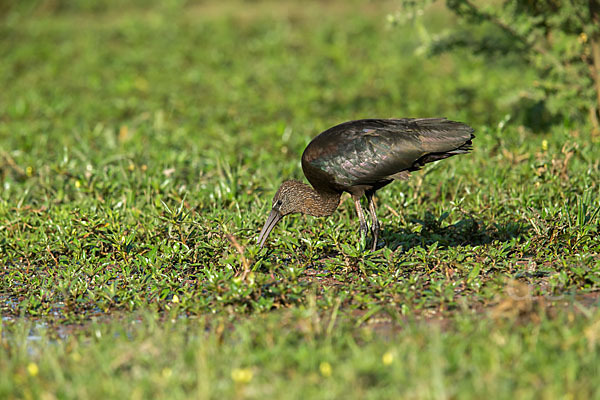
366;191;380;251
353;195;368;249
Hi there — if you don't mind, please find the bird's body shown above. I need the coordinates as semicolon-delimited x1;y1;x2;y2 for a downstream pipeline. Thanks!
258;118;474;250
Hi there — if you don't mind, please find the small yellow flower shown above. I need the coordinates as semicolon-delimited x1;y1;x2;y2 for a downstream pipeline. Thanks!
319;361;332;377
135;77;149;92
75;180;81;188
231;368;253;384
162;368;172;379
172;295;180;303
27;362;39;377
578;32;588;43
382;351;394;365
26;166;33;177
542;140;548;151
118;125;129;142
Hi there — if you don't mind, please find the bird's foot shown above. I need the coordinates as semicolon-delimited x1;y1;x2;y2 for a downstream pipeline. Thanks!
370;225;381;251
370;237;385;251
370;239;378;252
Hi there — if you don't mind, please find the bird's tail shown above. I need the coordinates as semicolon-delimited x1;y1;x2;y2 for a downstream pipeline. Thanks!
410;133;475;170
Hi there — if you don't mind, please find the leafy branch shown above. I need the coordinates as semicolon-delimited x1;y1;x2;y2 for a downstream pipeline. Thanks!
392;0;600;130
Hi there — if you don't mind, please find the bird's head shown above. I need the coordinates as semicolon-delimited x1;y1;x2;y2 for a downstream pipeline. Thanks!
257;180;306;248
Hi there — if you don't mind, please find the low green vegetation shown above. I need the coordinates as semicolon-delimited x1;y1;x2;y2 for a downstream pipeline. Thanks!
3;308;600;399
1;0;599;398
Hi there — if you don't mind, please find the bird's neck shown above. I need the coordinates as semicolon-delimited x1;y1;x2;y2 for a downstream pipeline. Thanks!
298;183;341;217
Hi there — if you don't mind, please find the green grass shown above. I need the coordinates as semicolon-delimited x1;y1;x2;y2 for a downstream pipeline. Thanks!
1;0;600;398
2;307;600;399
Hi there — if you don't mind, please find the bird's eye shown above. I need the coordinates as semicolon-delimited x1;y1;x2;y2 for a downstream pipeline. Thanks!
276;200;283;207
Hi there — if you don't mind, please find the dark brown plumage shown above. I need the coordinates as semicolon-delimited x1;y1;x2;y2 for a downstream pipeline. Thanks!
258;118;474;250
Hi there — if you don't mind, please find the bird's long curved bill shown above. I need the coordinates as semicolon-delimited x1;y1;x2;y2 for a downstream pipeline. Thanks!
258;209;283;248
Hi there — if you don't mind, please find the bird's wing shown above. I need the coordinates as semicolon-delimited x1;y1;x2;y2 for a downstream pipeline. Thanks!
302;118;474;189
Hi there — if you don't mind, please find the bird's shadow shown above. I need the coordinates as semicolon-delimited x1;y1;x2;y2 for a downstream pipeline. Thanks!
381;211;528;252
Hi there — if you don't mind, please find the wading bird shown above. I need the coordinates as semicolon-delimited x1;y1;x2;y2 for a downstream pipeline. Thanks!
258;118;474;251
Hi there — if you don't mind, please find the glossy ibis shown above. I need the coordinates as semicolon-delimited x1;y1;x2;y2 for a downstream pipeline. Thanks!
258;118;474;251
